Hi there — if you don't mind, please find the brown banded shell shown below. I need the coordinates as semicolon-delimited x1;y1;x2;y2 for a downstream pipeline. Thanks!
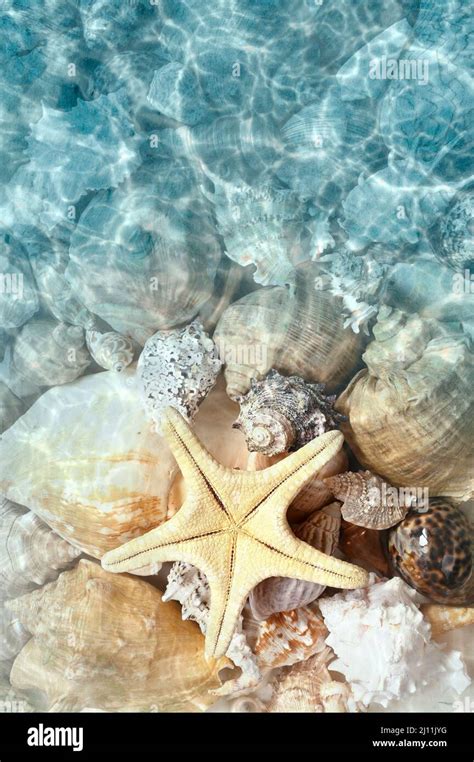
324;470;412;529
214;263;365;400
252;605;328;670
337;309;474;501
233;369;346;455
7;560;226;712
387;500;473;605
248;503;341;620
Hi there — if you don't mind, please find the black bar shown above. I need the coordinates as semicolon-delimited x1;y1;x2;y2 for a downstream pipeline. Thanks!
0;712;472;757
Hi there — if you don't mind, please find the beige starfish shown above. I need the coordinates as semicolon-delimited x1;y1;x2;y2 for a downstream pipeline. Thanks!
102;409;369;658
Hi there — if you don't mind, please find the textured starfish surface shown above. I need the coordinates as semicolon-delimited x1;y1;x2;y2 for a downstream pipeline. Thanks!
102;408;369;658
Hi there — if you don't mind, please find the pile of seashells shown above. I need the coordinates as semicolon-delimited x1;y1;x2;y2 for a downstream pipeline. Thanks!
0;0;473;713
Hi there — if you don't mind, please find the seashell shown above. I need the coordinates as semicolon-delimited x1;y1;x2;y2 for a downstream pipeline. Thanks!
0;381;24;435
252;606;329;670
383;258;474;326
318;245;398;334
2;319;91;398
87;49;169;131
85;330;134;373
430;190;474;272
0;499;81;601
27;241;96;329
313;0;411;73
0;330;7;364
163;561;261;697
337;19;414;101
324;470;412;530
0;369;178;558
276;85;384;200
214;263;365;400
387;500;473;605
339;522;392;578
233;370;346;456
79;0;152;49
319;576;471;709
379;51;473;182
13;91;141;231
267;647;356;713
137;321;222;431
279;88;373;183
287;447;349;524
421;604;474;639
147;62;209;126
0;602;29;675
7;560;226;711
0;232;39;329
159;114;282;184
249;503;341;620
66;168;221;344
337;309;474;501
203;178;312;287
197;256;252;335
340;161;455;250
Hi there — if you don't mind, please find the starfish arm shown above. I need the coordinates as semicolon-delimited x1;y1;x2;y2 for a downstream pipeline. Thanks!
237;430;344;524
161;408;231;506
204;533;258;659
242;508;369;590
101;497;226;573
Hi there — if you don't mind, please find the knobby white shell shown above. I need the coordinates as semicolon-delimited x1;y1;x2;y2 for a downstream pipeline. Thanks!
137;320;222;431
319;577;471;709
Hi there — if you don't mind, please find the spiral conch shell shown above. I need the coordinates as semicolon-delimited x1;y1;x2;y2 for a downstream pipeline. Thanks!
336;308;474;501
214;263;365;400
324;470;412;530
85;329;134;372
248;503;342;620
2;319;91;398
0;500;81;601
233;370;346;456
7;560;226;711
0;369;177;558
267;647;356;713
203;178;312;287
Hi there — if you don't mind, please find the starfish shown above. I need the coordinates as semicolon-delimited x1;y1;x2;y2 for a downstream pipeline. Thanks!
102;408;369;658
